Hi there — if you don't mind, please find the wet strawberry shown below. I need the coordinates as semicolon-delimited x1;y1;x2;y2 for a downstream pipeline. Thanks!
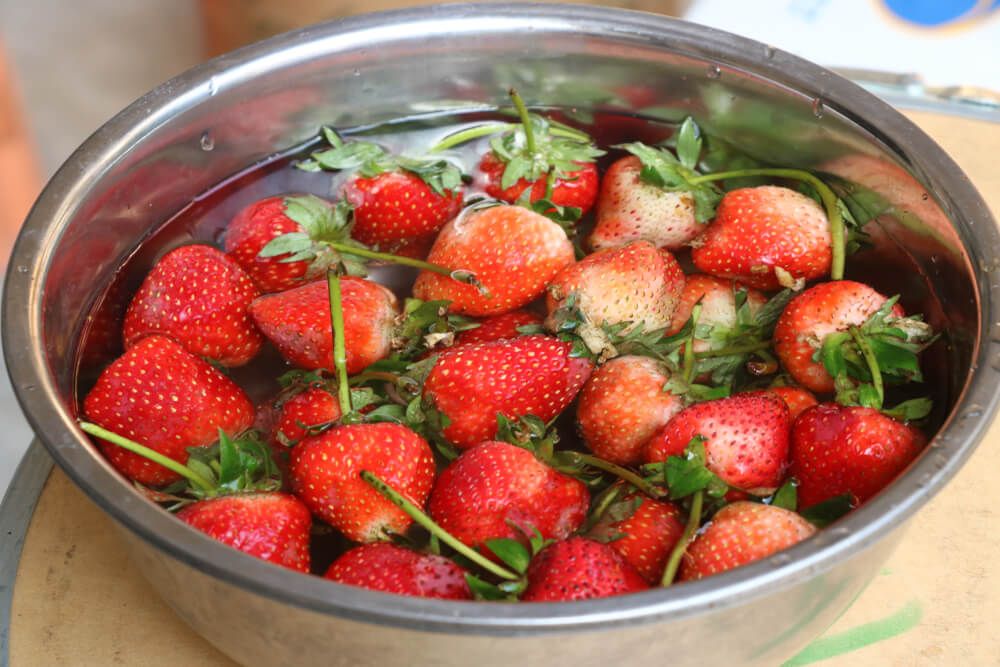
289;422;435;543
453;309;543;346
691;185;832;290
82;335;254;486
576;355;684;465
679;502;816;581
588;492;686;584
413;204;574;316
250;276;398;374
790;402;927;510
520;537;649;601
645;392;791;494
177;492;312;573
122;244;263;367
427;441;590;558
422;335;593;450
666;274;768;353
325;542;472;599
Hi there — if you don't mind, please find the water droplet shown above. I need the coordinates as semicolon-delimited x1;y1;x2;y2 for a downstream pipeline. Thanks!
828;526;850;537
706;65;721;79
24;385;36;392
17;265;28;273
769;553;791;566
812;99;825;119
962;403;984;419
929;254;939;264
764;44;776;59
932;453;948;469
917;472;933;487
208;76;218;96
352;68;361;77
199;131;215;152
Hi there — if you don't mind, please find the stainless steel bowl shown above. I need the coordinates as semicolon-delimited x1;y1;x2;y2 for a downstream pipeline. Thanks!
5;4;999;666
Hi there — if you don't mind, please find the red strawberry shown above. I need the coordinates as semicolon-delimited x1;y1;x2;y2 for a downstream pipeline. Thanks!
176;492;312;573
412;205;574;316
82;335;254;486
588;492;686;584
576;355;684;465
749;386;818;422
691;185;832;290
122;244;263;367
679;501;816;581
250;277;398;374
478;152;600;215
667;274;767;348
772;280;904;394
289;422;435;543
342;169;464;251
790;403;927;510
224;194;349;294
644;392;791;493
588;155;699;251
546;240;685;335
520;537;649;601
272;386;342;446
325;543;472;599
427;441;590;558
422;335;593;450
453;309;543;346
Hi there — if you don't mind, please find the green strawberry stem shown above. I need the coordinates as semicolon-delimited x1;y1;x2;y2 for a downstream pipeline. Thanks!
848;324;885;409
694;340;773;359
321;241;491;297
327;271;354;417
688;168;846;281
360;470;520;581
78;421;215;492
562;451;667;500
660;489;704;586
682;304;702;384
430;123;591;153
509;89;537;154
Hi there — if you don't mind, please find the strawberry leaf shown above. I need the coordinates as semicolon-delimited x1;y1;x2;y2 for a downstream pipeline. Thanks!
800;493;853;527
465;574;512;601
768;479;798;511
484;538;532;575
615;141;723;223
881;397;933;421
675;116;703;171
661;436;729;500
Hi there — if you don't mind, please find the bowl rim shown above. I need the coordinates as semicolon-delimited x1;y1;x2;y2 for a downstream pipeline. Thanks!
4;1;1000;634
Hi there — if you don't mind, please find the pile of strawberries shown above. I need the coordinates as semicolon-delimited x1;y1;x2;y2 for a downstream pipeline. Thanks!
78;93;939;602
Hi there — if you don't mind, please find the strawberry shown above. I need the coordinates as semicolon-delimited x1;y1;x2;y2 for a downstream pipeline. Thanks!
545;240;685;336
790;403;927;510
289;422;435;543
690;185;832;290
478;151;600;214
520;537;649;601
666;274;767;351
324;542;472;599
453;309;543;346
412;204;574;316
427;440;590;558
82;335;254;486
421;335;593;450
588;155;699;251
272;386;342;446
576;355;684;465
644;392;791;494
473;91;604;216
224;194;358;294
122;244;263;367
249;276;399;374
749;386;818;422
177;492;312;573
679;501;816;581
299;128;465;251
772;280;934;396
587;492;686;584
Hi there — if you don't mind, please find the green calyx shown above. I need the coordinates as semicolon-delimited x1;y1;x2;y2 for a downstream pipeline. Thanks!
299;127;466;196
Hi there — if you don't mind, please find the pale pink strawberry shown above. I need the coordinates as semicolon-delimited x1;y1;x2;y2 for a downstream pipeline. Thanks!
576;355;684;465
667;274;768;353
588;155;699;251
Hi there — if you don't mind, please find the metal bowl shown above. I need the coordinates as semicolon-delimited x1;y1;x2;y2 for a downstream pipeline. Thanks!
5;4;999;665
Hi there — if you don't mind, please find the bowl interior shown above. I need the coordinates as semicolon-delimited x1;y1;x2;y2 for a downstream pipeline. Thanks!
4;0;999;639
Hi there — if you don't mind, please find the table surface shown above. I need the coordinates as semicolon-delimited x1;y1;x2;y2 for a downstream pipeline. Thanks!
5;108;1000;666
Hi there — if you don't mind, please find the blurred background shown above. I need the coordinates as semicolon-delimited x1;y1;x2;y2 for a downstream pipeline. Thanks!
1;0;998;497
